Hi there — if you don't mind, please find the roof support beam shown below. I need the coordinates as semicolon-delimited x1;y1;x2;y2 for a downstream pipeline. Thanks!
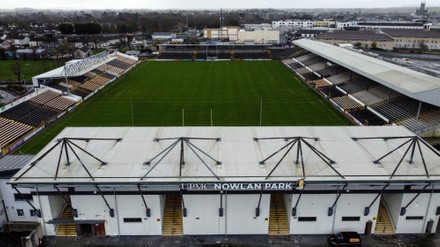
328;185;347;216
364;184;388;216
137;185;150;217
400;184;430;216
95;186;114;217
14;188;40;217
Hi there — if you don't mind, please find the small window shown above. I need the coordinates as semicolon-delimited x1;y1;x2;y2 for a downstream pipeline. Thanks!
17;209;24;216
406;216;423;220
342;216;360;221
30;209;39;217
298;217;317;222
14;193;33;201
123;218;142;223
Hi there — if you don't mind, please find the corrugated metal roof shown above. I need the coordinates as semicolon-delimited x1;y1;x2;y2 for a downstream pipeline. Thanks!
0;155;34;172
316;30;394;41
382;29;440;38
293;39;440;107
10;126;440;185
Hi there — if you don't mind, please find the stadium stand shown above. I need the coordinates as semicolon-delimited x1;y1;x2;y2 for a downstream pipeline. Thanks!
17;105;58;126
295;53;315;62
301;57;326;67
310;79;331;88
352;90;385;106
315;65;347;78
29;90;60;105
295;67;312;75
326;71;353;85
308;62;327;71
332;95;363;111
0;120;33;150
44;96;76;112
348;109;388;126
302;72;321;81
0;102;37;120
318;86;346;98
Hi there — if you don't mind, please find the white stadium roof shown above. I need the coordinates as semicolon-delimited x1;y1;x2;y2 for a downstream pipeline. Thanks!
10;126;440;186
293;39;440;107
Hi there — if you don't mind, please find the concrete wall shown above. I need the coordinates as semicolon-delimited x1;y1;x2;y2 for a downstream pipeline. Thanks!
382;193;403;230
183;194;224;235
238;30;280;44
289;194;336;234
183;194;270;235
334;194;379;234
71;195;119;236
225;194;270;234
116;195;162;235
289;194;379;234
395;193;432;234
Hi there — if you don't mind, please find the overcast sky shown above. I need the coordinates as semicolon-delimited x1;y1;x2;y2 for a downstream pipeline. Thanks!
1;0;436;10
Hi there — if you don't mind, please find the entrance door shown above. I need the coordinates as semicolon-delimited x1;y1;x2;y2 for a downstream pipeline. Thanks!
365;221;373;235
94;223;106;236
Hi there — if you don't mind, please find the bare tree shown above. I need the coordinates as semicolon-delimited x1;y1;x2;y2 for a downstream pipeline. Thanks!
9;61;24;82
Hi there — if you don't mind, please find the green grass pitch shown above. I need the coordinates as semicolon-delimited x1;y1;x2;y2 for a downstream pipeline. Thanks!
16;61;352;154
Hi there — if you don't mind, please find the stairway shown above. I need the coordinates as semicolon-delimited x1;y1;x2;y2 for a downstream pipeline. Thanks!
56;208;77;236
162;195;183;236
375;204;395;234
268;194;289;235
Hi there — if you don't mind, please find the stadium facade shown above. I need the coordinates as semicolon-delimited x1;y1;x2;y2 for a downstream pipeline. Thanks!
9;126;440;236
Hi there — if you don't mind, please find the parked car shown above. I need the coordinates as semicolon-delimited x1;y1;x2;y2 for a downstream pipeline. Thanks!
328;232;362;247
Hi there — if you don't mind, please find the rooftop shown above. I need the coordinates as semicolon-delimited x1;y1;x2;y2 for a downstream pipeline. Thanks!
316;30;394;41
10;126;440;186
382;29;440;38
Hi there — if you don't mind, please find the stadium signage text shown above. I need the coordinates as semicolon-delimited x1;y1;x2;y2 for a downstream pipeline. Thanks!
180;182;296;191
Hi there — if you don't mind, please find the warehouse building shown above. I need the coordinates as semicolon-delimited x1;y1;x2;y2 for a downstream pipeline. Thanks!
9;126;440;236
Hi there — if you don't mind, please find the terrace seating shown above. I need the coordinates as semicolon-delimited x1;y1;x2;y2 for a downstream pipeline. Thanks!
108;59;132;70
288;62;304;69
352;90;385;106
368;86;401;101
310;79;331;88
0;120;33;149
17;105;59;127
340;77;378;94
301;57;326;67
332;95;363;111
71;89;90;99
372;100;415;122
0;102;37;120
302;72;321;81
318;86;346;98
116;55;137;65
348;109;388;126
90;75;111;86
80;81;102;92
44;97;76;112
315;65;346;78
294;53;314;62
97;64;125;75
84;72;97;78
283;59;295;65
326;71;353;85
308;62;327;71
295;67;311;75
67;79;83;87
30;90;60;105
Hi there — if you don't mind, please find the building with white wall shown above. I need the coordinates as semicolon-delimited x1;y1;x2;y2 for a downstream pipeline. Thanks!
0;155;37;231
203;27;240;41
238;30;280;44
8;126;440;237
272;20;313;30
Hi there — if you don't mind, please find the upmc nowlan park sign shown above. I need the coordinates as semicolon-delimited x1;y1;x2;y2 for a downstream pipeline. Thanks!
180;182;298;191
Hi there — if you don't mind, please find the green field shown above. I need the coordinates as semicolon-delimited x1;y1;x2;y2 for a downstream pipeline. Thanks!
16;61;351;154
0;60;64;81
